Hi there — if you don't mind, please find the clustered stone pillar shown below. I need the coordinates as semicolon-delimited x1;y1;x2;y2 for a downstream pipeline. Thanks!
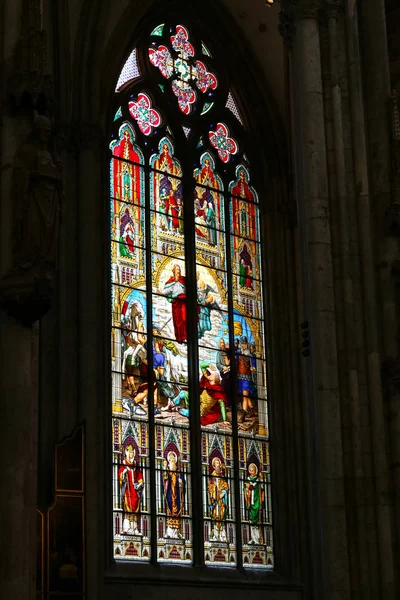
281;0;350;598
0;1;60;597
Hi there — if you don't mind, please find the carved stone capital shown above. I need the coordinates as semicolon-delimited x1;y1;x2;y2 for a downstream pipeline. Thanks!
0;115;62;325
279;8;295;49
279;0;324;46
281;0;322;22
0;269;55;326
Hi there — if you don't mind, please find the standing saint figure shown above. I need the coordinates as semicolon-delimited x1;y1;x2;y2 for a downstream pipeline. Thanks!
119;208;135;258
215;338;231;395
207;456;229;542
206;200;217;246
112;128;141;203
118;443;144;535
156;142;174;173
199;362;229;425
163;451;185;539
239;259;247;288
168;189;180;231
161;264;187;343
236;336;256;424
244;463;265;545
197;279;215;339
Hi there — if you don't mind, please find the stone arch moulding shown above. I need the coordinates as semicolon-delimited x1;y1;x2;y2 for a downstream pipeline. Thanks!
64;0;307;596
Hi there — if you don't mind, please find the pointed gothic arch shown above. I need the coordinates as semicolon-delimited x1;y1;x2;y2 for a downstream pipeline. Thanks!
63;0;302;590
110;17;274;568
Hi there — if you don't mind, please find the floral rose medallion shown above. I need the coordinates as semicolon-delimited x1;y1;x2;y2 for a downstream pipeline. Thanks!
171;80;196;115
170;25;195;59
128;93;162;135
149;25;218;115
148;45;174;79
209;123;238;163
194;61;217;93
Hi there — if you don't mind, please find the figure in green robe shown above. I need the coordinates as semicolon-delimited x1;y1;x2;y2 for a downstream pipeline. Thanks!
244;463;264;545
239;258;247;288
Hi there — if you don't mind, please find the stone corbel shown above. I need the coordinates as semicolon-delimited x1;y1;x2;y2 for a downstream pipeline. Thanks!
0;115;63;325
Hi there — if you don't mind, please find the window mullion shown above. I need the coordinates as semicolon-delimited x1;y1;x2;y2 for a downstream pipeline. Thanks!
223;181;244;570
144;163;157;565
182;169;204;567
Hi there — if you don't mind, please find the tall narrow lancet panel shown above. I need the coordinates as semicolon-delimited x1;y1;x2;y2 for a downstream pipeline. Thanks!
149;139;193;561
110;19;273;569
111;122;151;560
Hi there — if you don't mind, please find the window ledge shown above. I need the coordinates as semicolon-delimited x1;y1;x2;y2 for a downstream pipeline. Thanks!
104;562;302;591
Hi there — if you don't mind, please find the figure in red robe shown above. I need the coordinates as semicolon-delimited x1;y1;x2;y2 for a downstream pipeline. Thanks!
156;143;174;173
168;191;180;230
118;443;144;535
161;264;187;343
199;362;229;426
197;157;216;188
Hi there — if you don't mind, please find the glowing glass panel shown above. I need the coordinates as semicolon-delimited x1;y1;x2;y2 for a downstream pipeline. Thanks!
151;23;164;36
226;91;244;126
115;49;140;92
229;165;272;568
201;41;212;57
201;102;214;116
148;139;193;561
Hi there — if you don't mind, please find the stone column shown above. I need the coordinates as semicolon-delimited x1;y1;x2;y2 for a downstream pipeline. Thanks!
281;1;350;598
322;2;373;596
357;1;397;598
0;2;41;598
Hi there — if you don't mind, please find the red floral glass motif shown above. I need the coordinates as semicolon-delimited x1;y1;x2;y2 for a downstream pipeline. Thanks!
148;46;174;79
128;92;162;135
194;61;217;94
209;123;238;163
170;25;195;59
148;24;218;115
171;81;196;115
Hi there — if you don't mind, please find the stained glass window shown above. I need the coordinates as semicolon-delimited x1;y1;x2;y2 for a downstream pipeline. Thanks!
111;22;273;570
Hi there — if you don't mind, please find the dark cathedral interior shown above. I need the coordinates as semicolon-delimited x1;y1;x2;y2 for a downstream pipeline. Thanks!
1;0;400;598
